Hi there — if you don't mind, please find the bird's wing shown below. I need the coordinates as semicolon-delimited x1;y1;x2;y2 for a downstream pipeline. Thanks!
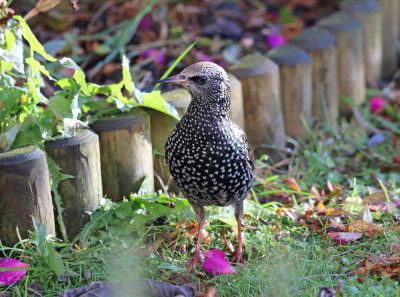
229;122;254;170
241;133;254;170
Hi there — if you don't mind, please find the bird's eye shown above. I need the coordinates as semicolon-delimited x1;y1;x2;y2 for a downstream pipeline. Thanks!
191;76;208;85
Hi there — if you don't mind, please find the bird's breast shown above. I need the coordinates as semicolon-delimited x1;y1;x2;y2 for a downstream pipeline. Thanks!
166;116;253;206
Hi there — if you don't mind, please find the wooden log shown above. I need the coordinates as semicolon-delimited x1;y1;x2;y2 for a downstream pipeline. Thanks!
291;27;338;127
45;129;102;239
229;54;285;157
91;108;154;201
317;12;365;115
380;0;399;79
0;146;55;245
145;108;180;194
267;44;313;139
341;0;383;83
228;73;246;130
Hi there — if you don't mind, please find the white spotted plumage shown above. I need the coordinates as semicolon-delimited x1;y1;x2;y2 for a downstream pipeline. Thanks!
165;62;253;207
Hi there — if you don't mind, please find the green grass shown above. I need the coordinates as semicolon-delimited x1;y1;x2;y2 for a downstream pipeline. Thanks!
1;104;400;296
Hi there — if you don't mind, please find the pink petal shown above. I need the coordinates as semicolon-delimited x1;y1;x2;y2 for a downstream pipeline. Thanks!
138;15;152;32
0;258;29;286
327;232;362;245
61;67;75;78
203;256;236;275
267;34;287;49
369;96;386;114
369;201;400;211
203;249;227;260
139;49;166;64
195;51;214;63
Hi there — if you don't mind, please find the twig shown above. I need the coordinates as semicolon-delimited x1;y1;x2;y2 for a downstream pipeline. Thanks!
302;273;345;279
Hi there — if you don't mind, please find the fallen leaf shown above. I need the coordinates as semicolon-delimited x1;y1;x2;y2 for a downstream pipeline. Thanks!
355;253;400;278
327;232;362;245
347;220;381;237
202;250;236;275
204;288;218;297
283;177;301;192
361;191;388;205
0;258;29;286
266;34;287;48
369;96;386;114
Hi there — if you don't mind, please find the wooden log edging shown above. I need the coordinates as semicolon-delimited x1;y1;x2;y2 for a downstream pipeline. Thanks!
0;146;55;245
145;108;179;194
341;0;383;83
317;12;365;115
45;129;102;239
229;55;285;158
380;0;399;79
267;44;313;139
228;73;246;130
291;27;338;128
91;108;154;201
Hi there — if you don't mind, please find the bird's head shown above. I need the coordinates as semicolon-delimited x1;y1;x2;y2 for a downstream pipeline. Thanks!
159;62;231;114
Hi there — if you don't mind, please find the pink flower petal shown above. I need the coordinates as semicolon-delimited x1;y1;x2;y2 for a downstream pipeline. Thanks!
266;34;287;49
195;51;214;63
327;232;362;245
369;201;400;211
138;15;152;32
203;256;237;275
369;96;386;114
139;49;166;64
0;258;29;286
203;249;227;260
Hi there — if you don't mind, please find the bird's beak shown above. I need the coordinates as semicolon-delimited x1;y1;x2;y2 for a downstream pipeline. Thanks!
158;74;189;85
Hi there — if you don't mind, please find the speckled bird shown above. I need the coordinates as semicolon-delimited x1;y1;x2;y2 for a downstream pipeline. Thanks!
159;62;254;270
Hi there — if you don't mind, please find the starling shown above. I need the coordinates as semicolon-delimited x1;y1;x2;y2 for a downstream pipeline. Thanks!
159;62;254;270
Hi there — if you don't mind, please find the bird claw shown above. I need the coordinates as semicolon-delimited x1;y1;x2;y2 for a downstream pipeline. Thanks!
232;252;243;264
187;250;204;273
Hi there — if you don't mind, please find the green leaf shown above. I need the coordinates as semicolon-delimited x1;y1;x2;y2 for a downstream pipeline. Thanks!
279;6;297;24
13;15;56;62
25;57;54;79
4;124;20;151
46;242;66;277
59;57;90;95
49;95;72;119
140;90;180;119
121;55;133;94
71;93;81;120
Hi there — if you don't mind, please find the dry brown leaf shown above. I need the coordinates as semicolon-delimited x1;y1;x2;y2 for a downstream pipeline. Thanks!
361;191;388;205
282;177;301;192
355;253;400;278
346;220;381;237
131;239;163;257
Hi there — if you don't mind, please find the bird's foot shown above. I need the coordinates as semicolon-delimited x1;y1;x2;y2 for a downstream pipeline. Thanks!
187;249;204;273
232;252;243;264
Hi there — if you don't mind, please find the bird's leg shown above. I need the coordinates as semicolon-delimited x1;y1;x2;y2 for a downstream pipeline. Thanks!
188;204;206;272
232;201;244;263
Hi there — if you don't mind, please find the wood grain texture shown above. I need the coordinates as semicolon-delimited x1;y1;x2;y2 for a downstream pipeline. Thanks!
228;73;245;130
318;12;365;114
0;146;55;245
91;108;154;201
342;0;383;83
230;55;285;157
291;28;338;127
45;129;102;239
279;63;313;139
145;108;179;194
380;0;399;79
